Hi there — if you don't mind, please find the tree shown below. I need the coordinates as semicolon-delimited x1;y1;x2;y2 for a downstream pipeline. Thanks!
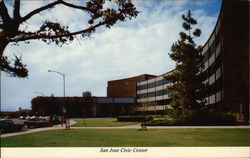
31;95;60;115
82;90;93;124
166;10;204;119
0;0;138;77
139;101;157;130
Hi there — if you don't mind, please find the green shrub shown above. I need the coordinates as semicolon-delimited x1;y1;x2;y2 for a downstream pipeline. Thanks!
182;109;237;125
117;116;153;122
149;109;237;126
147;115;164;118
145;120;175;126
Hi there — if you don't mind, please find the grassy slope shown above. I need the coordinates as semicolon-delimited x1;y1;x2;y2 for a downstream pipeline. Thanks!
72;118;140;127
1;128;249;147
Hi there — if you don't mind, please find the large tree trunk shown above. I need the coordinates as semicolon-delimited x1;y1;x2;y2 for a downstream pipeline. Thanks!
0;37;9;57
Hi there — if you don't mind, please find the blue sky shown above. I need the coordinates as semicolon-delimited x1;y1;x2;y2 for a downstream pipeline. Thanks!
1;0;222;111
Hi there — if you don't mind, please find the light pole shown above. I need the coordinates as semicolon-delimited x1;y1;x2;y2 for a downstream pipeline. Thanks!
48;70;69;129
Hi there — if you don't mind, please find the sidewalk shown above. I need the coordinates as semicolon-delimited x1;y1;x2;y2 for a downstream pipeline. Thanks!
1;120;76;138
1;121;249;138
70;125;250;129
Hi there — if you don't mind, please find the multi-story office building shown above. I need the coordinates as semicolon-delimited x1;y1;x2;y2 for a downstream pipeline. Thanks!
32;0;248;122
108;0;249;121
136;71;173;111
107;74;156;98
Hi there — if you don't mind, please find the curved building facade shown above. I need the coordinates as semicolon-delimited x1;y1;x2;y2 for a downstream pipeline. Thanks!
32;1;248;121
133;0;249;121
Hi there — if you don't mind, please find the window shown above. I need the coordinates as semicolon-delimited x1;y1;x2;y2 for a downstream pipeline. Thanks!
209;73;215;85
210;40;216;54
138;93;147;99
209;94;216;104
137;84;147;91
148;91;155;98
156;80;164;87
209;53;215;65
216;91;221;102
155;90;164;96
148;82;155;89
216;66;221;80
215;42;221;58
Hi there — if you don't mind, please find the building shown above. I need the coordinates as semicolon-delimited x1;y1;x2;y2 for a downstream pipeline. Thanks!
31;0;249;122
136;71;173;112
107;74;156;98
108;0;249;121
31;96;136;117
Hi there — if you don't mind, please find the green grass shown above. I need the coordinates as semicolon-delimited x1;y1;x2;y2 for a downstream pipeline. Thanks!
1;128;249;147
72;118;140;127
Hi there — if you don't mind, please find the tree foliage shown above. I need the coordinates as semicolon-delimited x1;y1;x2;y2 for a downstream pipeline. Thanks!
31;95;60;115
0;0;138;77
82;91;94;114
166;10;204;119
82;91;94;123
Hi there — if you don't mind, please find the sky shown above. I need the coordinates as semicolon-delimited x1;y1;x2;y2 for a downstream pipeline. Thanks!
1;0;222;111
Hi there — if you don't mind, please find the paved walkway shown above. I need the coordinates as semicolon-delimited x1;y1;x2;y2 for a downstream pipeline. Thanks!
71;125;250;129
1;120;77;138
1;120;249;138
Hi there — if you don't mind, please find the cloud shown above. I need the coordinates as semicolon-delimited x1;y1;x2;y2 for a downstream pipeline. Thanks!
1;0;220;111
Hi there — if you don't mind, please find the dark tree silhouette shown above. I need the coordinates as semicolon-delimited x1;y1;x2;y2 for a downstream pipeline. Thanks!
0;0;138;77
166;10;204;119
82;91;93;124
31;95;60;115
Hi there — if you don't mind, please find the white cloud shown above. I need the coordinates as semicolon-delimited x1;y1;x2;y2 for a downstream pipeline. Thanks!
1;0;220;111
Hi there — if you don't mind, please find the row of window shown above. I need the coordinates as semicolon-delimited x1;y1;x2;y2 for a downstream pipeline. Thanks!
139;99;172;106
198;77;222;98
137;89;171;99
137;78;171;91
202;29;221;64
205;90;222;105
203;43;221;71
156;99;172;106
198;53;222;82
136;21;222;104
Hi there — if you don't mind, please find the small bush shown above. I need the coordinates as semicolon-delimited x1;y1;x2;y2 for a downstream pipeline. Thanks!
117;116;153;122
146;109;236;126
145;120;175;126
182;109;236;125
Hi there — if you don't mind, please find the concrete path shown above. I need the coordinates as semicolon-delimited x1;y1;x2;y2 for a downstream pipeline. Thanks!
1;120;77;138
70;125;250;129
1;120;249;138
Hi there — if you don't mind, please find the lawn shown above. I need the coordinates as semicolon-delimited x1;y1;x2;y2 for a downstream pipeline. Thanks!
1;128;249;147
72;118;140;127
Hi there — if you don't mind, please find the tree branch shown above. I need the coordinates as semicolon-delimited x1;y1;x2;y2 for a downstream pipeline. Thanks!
21;0;94;23
21;0;61;23
0;0;12;23
60;0;93;12
14;0;21;20
10;21;107;42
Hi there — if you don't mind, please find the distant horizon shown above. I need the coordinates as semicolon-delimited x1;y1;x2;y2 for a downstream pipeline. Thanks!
0;109;29;112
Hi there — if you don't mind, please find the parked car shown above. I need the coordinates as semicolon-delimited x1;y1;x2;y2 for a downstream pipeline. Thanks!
19;116;25;119
0;119;24;133
24;118;51;128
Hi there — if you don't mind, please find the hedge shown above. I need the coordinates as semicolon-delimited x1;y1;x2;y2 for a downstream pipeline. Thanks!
145;110;237;126
117;116;153;122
